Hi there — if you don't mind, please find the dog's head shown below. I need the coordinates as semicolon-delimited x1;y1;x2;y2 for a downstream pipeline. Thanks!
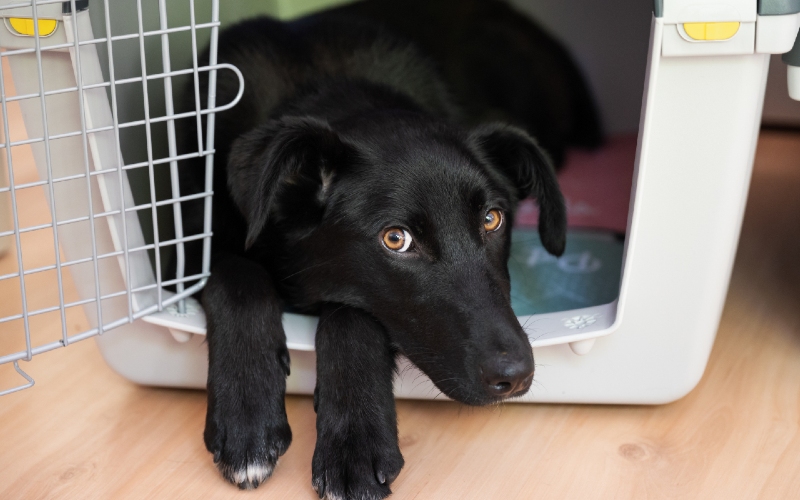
228;112;566;405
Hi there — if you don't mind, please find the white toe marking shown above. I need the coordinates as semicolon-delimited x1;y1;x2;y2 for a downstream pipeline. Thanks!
247;463;273;482
228;461;274;486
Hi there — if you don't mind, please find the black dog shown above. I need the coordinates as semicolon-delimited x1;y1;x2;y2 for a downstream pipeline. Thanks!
178;1;599;498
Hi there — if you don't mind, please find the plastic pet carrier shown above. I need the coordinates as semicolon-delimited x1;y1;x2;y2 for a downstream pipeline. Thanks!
1;0;799;403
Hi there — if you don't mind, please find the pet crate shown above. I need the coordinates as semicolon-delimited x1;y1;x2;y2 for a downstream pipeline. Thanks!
1;0;799;403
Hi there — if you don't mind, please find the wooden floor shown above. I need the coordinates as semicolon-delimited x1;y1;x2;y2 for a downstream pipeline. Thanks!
2;123;800;497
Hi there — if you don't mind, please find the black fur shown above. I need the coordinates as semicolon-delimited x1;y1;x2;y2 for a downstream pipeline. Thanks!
202;255;292;489
312;305;404;499
177;2;595;498
328;0;604;165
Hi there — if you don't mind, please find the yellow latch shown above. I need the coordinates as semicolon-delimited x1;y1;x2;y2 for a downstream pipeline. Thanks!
6;18;58;37
683;22;740;41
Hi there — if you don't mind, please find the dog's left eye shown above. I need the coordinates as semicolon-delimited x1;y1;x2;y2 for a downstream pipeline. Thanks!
382;227;413;252
484;209;503;232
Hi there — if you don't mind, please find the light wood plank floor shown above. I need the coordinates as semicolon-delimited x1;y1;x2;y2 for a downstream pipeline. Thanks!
2;120;800;497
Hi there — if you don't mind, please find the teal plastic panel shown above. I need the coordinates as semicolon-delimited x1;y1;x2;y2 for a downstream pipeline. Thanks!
508;229;623;316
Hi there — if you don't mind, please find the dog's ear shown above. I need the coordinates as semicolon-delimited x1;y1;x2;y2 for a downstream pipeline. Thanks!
469;123;567;256
227;116;353;248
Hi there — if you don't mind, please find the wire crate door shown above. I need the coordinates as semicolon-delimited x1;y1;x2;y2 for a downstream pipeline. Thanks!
0;0;243;395
4;5;158;327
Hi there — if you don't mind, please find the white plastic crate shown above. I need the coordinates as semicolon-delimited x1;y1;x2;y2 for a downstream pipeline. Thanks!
1;0;799;403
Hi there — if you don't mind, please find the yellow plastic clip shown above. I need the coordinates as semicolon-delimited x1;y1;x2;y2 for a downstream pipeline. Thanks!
683;22;740;41
6;18;58;37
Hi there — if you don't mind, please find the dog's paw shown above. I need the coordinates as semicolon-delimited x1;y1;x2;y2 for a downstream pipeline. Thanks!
204;409;292;490
311;430;404;500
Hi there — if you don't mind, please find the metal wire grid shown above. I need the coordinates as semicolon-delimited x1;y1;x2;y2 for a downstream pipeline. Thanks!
0;0;243;395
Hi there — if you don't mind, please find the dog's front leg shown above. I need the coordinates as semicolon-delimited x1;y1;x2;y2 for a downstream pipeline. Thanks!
202;255;292;489
312;305;404;500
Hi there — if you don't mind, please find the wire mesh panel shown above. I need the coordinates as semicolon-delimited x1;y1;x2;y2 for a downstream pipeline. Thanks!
0;0;242;395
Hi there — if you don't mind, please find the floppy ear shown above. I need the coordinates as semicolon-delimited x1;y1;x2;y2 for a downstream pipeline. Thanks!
469;123;567;256
227;116;353;248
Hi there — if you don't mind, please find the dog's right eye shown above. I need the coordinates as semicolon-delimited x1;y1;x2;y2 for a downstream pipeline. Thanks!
484;209;503;232
382;227;413;253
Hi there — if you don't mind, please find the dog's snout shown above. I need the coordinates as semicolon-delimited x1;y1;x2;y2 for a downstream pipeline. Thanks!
479;352;534;398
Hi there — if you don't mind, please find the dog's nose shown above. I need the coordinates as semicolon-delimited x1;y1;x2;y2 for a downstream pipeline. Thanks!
480;353;534;398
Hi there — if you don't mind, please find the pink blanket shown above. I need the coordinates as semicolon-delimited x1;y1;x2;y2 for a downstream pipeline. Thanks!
515;135;637;234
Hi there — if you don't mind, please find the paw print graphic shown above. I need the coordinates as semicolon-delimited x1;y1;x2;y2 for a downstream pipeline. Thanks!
563;314;600;330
